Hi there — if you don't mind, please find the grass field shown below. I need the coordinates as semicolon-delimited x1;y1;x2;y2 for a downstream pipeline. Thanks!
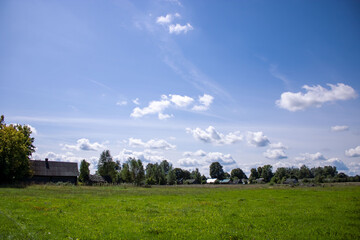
0;183;359;240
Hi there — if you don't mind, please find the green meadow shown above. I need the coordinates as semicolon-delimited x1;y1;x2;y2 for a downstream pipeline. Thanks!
0;183;359;240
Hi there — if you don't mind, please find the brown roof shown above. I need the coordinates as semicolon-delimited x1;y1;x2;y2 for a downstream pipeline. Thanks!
30;160;79;177
89;174;106;183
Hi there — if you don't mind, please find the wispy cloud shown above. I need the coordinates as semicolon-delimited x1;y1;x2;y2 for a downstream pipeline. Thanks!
169;23;193;34
331;125;349;132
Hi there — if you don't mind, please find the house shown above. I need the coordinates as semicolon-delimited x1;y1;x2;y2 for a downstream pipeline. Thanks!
241;179;249;184
29;159;79;184
255;178;265;184
88;174;107;185
219;179;231;184
283;178;298;185
206;178;217;184
184;179;196;184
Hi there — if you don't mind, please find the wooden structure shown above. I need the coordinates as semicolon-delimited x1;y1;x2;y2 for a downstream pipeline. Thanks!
29;159;79;184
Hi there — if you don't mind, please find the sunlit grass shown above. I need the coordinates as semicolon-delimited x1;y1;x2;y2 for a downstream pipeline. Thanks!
0;183;359;239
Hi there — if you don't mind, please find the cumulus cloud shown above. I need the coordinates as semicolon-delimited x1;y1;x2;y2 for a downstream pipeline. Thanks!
295;152;327;162
263;149;287;160
192;94;214;111
276;83;357;111
128;138;176;150
156;13;193;34
114;148;165;164
323;158;349;171
331;125;349;132
156;13;180;25
186;126;243;145
62;138;105;151
26;125;37;135
130;93;213;120
169;23;193;34
269;142;288;149
170;94;194;107
132;98;140;105
247;131;270;147
345;146;360;157
131;95;171;119
178;150;236;167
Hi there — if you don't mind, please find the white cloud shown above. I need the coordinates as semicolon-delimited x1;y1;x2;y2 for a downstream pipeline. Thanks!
114;148;165;164
246;131;270;147
169;23;193;34
269;142;288;149
170;94;194;107
63;138;105;151
295;152;327;162
156;13;180;25
156;14;173;24
130;96;171;119
26;124;37;135
132;98;140;105
116;100;127;106
130;93;213;120
192;94;214;111
323;158;349;171
331;125;349;132
263;149;287;160
276;83;357;111
128;138;175;150
178;150;236;167
345;146;360;157
186;126;243;145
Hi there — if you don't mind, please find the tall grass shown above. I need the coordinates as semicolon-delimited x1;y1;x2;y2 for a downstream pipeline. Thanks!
0;183;359;239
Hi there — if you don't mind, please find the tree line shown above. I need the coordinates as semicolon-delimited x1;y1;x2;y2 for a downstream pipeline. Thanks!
80;150;360;185
1;115;359;185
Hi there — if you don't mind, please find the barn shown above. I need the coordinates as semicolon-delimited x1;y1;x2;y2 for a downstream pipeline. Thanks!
29;158;79;184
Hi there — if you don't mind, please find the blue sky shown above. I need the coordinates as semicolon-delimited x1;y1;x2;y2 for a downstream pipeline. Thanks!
1;0;360;176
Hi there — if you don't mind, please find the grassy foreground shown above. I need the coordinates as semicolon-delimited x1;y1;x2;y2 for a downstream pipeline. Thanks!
0;183;359;240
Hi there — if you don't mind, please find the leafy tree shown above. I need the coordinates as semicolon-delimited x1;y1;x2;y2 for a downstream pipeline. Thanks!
249;168;259;183
167;168;176;185
190;168;201;184
121;162;132;183
97;150;117;183
79;159;90;183
260;165;273;182
183;169;191;180
129;158;145;186
174;168;185;183
299;165;313;179
160;160;171;175
209;162;225;180
230;168;247;181
0;115;35;182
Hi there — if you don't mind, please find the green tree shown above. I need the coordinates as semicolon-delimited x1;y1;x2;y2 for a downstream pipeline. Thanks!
190;168;201;184
97;150;117;183
249;168;259;183
230;168;247;181
209;162;225;180
129;158;145;186
79;159;90;183
0;115;35;182
167;168;176;185
260;165;273;182
121;162;132;183
299;165;313;179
